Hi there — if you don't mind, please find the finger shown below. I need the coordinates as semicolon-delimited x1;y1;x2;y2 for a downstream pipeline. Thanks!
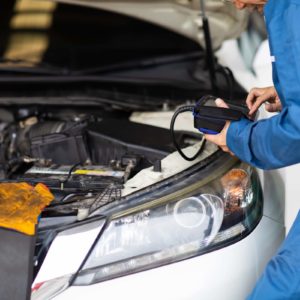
265;102;281;113
220;145;229;152
204;134;219;144
241;0;267;4
257;5;264;14
265;103;274;112
233;1;247;9
215;98;229;109
220;146;235;156
204;121;230;146
223;121;231;131
245;90;256;109
248;94;273;115
246;88;261;109
274;99;282;111
220;145;234;156
249;88;277;114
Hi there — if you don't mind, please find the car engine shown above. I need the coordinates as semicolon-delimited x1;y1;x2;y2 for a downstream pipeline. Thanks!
0;106;201;206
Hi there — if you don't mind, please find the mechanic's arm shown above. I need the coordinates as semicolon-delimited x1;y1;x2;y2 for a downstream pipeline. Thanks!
207;87;282;156
205;0;300;170
206;103;300;170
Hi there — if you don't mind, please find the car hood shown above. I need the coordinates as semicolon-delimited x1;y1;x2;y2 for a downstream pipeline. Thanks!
48;0;248;49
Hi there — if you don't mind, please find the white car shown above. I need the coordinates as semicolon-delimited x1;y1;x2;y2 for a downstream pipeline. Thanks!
0;1;284;300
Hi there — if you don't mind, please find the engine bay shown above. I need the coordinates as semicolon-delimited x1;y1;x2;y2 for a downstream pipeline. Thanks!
0;106;202;211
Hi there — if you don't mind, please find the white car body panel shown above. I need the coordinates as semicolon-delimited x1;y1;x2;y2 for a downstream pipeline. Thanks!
34;220;105;284
53;217;284;300
122;141;215;197
46;0;248;49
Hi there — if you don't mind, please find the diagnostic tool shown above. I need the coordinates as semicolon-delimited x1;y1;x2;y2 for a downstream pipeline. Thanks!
193;95;249;135
170;95;251;161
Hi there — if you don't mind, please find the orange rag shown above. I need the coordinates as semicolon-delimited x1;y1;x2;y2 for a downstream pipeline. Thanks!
0;182;54;235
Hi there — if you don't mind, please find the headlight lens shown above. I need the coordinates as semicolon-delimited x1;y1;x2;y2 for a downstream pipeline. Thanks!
74;163;262;285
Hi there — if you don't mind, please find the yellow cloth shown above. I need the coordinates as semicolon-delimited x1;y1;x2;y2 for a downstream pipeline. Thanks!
0;182;54;235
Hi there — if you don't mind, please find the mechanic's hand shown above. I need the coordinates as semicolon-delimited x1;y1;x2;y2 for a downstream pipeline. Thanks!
233;0;267;13
204;98;234;155
246;86;282;118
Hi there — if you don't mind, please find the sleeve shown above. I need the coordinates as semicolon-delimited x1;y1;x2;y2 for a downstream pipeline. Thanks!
227;1;300;170
227;107;300;170
247;210;300;300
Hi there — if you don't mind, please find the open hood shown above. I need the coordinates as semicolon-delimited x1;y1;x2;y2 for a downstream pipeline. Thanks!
47;0;248;49
0;0;248;108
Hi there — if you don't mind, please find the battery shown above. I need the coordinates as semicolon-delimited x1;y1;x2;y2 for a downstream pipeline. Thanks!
26;165;124;179
20;165;125;191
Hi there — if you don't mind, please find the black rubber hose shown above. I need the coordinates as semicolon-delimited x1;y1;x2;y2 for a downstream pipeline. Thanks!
170;105;206;161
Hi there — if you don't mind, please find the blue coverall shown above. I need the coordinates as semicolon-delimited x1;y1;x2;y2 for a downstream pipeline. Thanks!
228;0;300;170
226;0;300;298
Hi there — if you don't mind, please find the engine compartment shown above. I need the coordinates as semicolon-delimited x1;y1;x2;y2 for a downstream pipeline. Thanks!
0;105;198;279
0;106;202;198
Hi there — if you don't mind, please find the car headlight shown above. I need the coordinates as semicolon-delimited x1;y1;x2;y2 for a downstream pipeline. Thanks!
73;162;262;285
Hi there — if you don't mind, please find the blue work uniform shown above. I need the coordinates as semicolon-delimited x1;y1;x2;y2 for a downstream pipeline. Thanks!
226;0;300;299
227;0;300;170
247;211;300;300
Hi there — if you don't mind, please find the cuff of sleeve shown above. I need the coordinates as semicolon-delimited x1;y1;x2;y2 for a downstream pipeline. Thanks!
227;118;253;164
